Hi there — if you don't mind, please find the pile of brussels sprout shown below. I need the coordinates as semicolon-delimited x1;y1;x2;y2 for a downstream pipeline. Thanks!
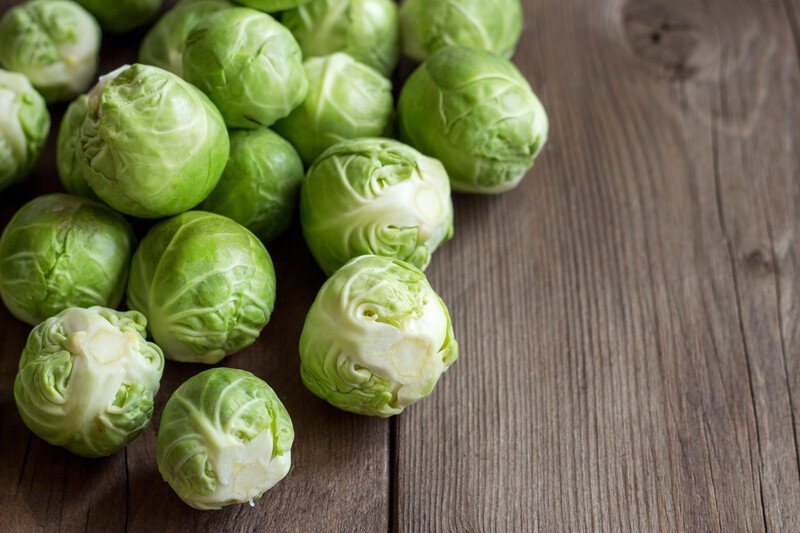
0;0;547;512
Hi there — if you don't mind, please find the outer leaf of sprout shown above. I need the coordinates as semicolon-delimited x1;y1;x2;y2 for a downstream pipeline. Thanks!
398;46;549;194
273;53;394;166
76;0;164;34
0;194;135;325
56;95;96;199
127;211;276;364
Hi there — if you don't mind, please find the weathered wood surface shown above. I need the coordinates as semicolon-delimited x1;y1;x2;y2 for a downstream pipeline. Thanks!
2;0;800;531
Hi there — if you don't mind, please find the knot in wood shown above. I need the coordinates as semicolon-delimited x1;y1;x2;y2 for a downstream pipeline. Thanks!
620;0;709;80
744;247;774;275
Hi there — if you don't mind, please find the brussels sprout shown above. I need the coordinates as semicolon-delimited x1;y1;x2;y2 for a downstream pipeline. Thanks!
273;54;393;166
139;0;232;77
0;0;101;103
157;368;294;510
0;69;49;192
300;138;453;275
0;194;135;326
398;46;548;194
231;0;312;12
15;307;164;457
200;129;304;243
75;0;164;34
79;64;230;218
300;255;457;417
282;0;399;76
127;211;276;364
56;95;96;199
183;8;308;129
399;0;524;62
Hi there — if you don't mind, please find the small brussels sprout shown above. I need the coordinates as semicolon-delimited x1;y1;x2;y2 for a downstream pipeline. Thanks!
273;54;393;166
157;368;294;510
399;0;524;62
231;0;312;12
398;46;548;194
200;129;304;243
0;69;50;192
139;0;232;78
183;8;308;129
75;0;164;34
15;306;165;457
79;64;230;218
0;0;100;103
127;211;276;364
300;255;458;417
300;138;453;275
0;194;135;326
56;95;96;199
282;0;399;76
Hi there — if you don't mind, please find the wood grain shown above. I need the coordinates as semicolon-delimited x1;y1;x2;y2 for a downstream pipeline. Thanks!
1;0;800;531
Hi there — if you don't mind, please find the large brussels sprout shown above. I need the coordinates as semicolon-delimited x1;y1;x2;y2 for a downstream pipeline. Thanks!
127;211;276;364
15;307;164;457
399;0;523;62
0;69;49;192
56;95;96;199
300;138;453;275
75;0;164;34
231;0;312;12
282;0;399;76
274;54;393;166
0;0;100;103
398;46;548;194
0;194;135;326
300;255;458;417
139;0;232;77
79;64;230;218
183;8;308;129
200;129;304;243
157;368;294;510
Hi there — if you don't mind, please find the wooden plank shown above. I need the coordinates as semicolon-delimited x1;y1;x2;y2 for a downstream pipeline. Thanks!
0;3;390;530
394;0;800;530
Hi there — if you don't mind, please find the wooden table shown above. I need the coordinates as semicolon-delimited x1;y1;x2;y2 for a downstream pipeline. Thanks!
3;0;800;530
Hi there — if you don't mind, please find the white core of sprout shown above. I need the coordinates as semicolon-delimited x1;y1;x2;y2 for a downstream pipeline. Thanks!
190;431;292;509
48;308;152;450
0;73;28;169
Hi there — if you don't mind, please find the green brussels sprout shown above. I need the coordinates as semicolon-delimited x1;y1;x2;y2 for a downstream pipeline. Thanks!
231;0;312;12
0;69;50;192
282;0;399;76
183;8;308;129
15;307;164;457
398;46;548;194
300;255;458;417
273;54;393;166
200;129;304;243
0;194;135;326
300;138;453;275
127;211;276;364
0;0;100;103
79;64;230;218
139;0;232;78
399;0;524;62
75;0;164;34
56;95;96;199
157;368;294;510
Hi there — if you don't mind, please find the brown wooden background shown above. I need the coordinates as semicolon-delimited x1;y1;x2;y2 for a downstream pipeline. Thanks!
2;0;800;531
